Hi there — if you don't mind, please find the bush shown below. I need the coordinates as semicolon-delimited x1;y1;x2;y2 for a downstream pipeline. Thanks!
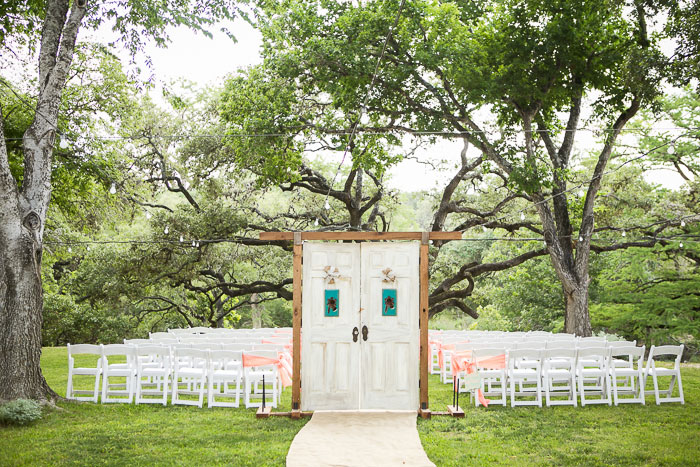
0;399;42;426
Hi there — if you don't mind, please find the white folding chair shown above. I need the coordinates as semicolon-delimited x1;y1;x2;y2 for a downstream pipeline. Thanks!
171;348;208;408
577;347;612;406
609;346;645;405
644;345;685;405
243;351;279;408
508;349;542;407
66;344;102;402
208;350;243;408
135;345;171;405
472;348;507;406
101;344;137;404
542;348;577;407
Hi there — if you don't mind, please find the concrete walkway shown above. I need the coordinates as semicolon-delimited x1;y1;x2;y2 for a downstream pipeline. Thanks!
286;412;435;467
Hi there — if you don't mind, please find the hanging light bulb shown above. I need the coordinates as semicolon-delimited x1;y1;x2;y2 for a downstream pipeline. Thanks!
179;235;184;243
482;225;488;232
679;242;684;249
109;183;117;195
86;245;90;251
579;236;584;243
164;225;169;235
681;220;686;227
145;211;152;219
192;240;196;247
314;218;319;226
68;246;72;253
196;241;200;248
59;136;68;149
520;212;525;221
578;190;584;198
667;143;675;154
622;230;626;237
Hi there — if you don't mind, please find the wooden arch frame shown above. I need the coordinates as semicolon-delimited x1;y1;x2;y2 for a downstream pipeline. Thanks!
259;231;462;418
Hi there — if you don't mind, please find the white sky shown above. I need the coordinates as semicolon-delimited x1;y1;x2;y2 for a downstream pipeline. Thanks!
95;18;687;193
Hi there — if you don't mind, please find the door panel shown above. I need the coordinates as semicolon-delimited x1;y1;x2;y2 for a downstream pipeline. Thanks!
360;242;419;410
301;243;361;410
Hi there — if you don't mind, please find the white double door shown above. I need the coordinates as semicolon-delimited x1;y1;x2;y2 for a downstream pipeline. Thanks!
301;242;419;411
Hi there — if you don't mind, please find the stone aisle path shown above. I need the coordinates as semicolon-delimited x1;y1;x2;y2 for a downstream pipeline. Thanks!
286;412;435;467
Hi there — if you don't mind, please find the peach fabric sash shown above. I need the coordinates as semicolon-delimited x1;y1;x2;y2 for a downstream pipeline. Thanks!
242;352;292;387
452;353;507;407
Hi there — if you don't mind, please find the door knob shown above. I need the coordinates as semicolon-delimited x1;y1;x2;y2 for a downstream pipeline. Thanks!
352;327;359;342
362;325;368;341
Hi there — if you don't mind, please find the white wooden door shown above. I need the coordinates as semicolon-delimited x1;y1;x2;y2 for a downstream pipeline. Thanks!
360;242;419;410
301;243;361;411
301;242;419;411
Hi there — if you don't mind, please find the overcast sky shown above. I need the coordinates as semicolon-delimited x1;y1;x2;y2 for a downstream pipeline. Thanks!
103;18;686;193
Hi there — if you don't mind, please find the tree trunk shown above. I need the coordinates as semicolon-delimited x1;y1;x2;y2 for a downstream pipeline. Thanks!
250;293;262;329
0;228;57;402
564;283;593;337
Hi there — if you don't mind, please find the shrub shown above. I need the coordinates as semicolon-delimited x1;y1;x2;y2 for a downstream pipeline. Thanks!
0;399;42;426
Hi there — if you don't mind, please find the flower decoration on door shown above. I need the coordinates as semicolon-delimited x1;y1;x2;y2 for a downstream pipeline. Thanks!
381;268;396;283
323;265;341;285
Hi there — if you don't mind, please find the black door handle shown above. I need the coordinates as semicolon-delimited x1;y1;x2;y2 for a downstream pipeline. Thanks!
362;325;368;341
352;327;359;342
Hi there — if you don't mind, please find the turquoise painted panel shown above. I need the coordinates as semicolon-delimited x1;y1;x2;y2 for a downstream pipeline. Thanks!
382;289;397;316
324;289;339;317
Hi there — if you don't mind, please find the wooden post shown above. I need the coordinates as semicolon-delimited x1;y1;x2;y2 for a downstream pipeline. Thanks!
419;232;431;419
291;232;302;419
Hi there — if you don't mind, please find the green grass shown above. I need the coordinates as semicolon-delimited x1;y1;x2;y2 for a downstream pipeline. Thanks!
419;371;700;466
1;348;699;466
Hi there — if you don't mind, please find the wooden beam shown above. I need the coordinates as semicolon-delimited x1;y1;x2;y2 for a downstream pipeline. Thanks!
419;234;430;415
259;231;462;242
291;233;302;415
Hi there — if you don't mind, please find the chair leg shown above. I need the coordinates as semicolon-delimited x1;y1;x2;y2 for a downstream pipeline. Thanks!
162;374;169;406
677;371;685;404
93;373;101;402
653;372;660;405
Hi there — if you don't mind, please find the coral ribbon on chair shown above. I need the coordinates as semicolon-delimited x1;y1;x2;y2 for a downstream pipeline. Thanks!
242;353;292;388
451;353;506;408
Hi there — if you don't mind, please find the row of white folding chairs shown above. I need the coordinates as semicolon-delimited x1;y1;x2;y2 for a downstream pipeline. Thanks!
130;341;288;398
433;338;624;381
66;344;280;409
452;345;684;407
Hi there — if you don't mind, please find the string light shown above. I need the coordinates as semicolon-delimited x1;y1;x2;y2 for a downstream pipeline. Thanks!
164;226;169;235
68;247;72;253
681;220;686;227
179;235;184;243
86;245;90;251
579;236;584;242
520;212;525;221
668;143;675;154
622;231;626;237
145;211;152;219
314;218;319;226
324;200;330;210
192;240;196;247
59;137;68;149
680;242;684;248
109;183;117;195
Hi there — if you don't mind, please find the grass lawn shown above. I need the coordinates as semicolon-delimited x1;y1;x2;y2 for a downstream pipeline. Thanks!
0;347;698;466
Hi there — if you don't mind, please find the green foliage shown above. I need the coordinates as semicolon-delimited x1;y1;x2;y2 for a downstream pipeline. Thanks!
0;399;42;426
473;246;565;332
